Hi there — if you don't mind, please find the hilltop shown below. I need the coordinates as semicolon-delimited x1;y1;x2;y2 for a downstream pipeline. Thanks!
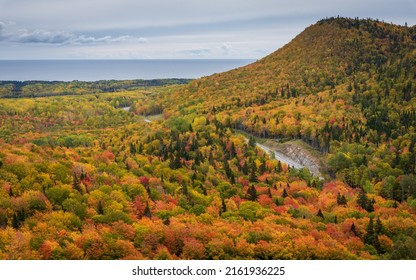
177;17;415;100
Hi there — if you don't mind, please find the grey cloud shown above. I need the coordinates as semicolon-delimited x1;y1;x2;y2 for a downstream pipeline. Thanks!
179;49;211;56
137;37;148;44
17;29;73;44
220;43;231;54
0;24;148;45
71;35;147;45
0;21;13;41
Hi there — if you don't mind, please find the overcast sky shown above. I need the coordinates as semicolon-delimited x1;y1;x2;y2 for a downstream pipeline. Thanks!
0;0;415;59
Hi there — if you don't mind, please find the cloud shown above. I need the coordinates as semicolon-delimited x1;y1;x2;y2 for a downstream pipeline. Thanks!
0;23;148;45
17;29;73;44
179;48;211;56
137;37;148;44
0;21;9;39
220;43;231;54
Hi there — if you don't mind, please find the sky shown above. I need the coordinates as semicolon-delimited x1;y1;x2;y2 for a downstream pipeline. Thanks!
0;0;415;60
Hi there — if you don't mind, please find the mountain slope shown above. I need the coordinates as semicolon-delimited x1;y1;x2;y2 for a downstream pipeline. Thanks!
186;17;415;98
153;17;416;197
157;18;415;129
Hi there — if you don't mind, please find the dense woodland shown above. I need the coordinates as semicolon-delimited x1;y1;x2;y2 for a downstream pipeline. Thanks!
0;17;415;259
0;79;191;98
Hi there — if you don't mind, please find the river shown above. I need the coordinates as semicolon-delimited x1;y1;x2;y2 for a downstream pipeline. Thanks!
255;142;304;169
121;106;152;123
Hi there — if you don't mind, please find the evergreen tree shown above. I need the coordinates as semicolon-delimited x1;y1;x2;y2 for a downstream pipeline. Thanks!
242;161;249;175
144;202;152;218
337;192;347;205
276;160;283;172
260;158;267;174
97;200;104;215
224;159;232;179
375;217;385;235
247;185;258;201
364;218;383;253
317;209;324;219
129;142;136;154
248;136;256;147
337;192;342;204
169;153;182;169
268;188;272;198
221;198;227;213
364;218;376;245
138;143;144;154
230;173;236;184
351;222;358;236
191;172;197;183
356;188;375;212
12;213;19;229
17;209;25;224
367;198;375;212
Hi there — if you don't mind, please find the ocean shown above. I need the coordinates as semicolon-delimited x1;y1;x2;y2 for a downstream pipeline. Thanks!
0;59;255;82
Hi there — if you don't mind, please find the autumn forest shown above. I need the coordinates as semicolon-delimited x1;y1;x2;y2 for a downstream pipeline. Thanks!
0;17;416;260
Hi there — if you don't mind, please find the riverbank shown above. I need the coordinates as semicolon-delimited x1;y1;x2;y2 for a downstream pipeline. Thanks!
237;131;325;179
262;139;326;179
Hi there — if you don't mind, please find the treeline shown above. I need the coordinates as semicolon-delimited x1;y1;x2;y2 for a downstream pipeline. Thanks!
0;79;192;98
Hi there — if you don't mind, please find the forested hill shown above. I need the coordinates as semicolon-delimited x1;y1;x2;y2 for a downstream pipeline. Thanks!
171;17;415;101
161;16;416;115
156;17;416;200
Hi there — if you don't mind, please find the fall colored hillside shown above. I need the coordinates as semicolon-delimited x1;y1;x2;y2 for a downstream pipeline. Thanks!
155;16;416;195
0;17;415;260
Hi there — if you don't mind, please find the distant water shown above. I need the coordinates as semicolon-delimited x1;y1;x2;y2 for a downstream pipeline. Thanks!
0;59;254;81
